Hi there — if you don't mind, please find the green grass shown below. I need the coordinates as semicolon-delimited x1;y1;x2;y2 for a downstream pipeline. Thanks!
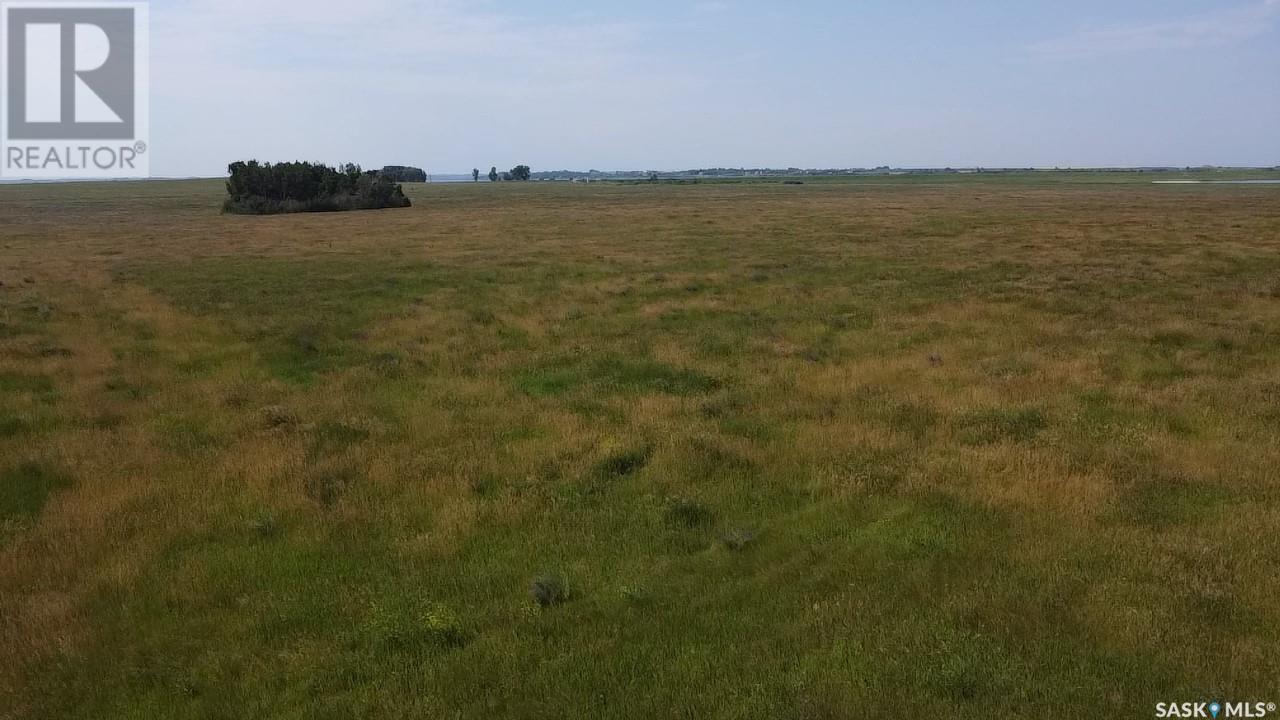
516;355;720;397
121;258;454;384
1;176;1279;717
0;461;73;525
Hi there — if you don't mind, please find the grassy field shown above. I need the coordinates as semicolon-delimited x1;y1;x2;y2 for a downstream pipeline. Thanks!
2;176;1279;717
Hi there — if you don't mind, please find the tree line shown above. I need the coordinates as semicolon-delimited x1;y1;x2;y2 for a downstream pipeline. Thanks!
379;166;428;183
472;165;532;182
224;161;411;215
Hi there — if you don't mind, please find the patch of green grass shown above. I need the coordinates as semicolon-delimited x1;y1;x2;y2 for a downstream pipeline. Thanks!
0;412;31;438
0;372;56;398
956;407;1048;446
717;413;776;441
1139;356;1193;384
907;216;971;238
122;259;459;384
308;420;370;456
981;357;1037;379
1114;477;1233;529
831;447;908;492
665;496;716;528
515;354;720;397
680;436;755;478
104;376;152;400
303;465;357;506
886;400;940;441
0;461;73;523
362;598;471;650
593;446;651;479
152;415;222;455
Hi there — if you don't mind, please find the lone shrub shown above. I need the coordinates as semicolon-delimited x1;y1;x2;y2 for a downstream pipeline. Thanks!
223;161;411;215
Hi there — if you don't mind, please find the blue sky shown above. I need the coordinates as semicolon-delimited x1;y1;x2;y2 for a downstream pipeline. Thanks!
152;0;1280;176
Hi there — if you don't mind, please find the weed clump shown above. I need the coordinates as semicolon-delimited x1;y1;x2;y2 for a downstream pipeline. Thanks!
721;528;758;552
303;467;354;506
620;584;650;603
371;352;403;377
259;405;298;429
530;575;568;607
421;605;471;648
364;601;471;650
248;511;280;538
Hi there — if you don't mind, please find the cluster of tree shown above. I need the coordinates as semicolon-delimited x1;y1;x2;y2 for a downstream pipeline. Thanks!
224;161;411;215
472;165;532;182
378;165;427;183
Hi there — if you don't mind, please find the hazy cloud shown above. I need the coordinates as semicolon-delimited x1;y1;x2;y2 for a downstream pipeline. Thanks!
693;1;730;14
1030;0;1280;59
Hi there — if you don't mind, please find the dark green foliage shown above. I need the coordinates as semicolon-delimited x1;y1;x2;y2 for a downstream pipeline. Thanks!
378;166;427;183
223;161;411;215
509;165;532;182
